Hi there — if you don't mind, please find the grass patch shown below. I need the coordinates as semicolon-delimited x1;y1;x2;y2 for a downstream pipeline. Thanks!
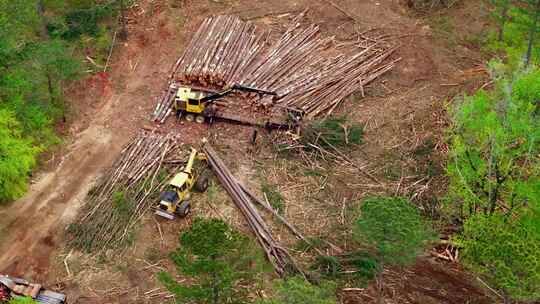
294;237;327;252
303;117;363;148
429;15;457;47
112;190;133;218
261;182;285;215
311;255;343;278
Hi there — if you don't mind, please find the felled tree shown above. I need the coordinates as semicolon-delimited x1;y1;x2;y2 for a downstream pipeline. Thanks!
258;276;337;304
353;196;434;302
159;218;266;304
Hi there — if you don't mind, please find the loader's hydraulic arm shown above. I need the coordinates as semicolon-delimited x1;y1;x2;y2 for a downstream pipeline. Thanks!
199;84;277;103
183;148;198;174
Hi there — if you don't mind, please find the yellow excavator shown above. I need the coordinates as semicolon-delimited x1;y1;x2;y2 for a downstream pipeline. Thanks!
155;148;208;220
173;84;281;125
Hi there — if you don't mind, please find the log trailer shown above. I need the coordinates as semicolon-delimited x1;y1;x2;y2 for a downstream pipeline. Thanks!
172;84;303;128
0;275;66;304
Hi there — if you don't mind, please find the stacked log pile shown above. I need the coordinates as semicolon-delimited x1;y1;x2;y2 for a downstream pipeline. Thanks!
68;132;184;252
153;12;399;122
204;143;302;277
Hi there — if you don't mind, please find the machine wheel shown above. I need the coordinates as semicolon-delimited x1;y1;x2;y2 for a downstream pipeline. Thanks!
185;114;195;122
195;115;205;124
195;175;209;192
176;201;191;218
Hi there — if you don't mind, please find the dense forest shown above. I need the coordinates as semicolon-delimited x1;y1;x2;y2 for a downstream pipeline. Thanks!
1;0;539;303
0;0;125;202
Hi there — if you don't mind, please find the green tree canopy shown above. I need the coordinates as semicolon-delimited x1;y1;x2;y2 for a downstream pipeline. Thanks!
159;217;267;304
447;68;540;218
457;212;540;300
0;109;40;202
448;67;540;301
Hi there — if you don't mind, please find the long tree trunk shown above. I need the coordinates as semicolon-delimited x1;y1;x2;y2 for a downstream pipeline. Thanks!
525;0;540;67
36;0;49;39
498;4;509;41
376;265;384;304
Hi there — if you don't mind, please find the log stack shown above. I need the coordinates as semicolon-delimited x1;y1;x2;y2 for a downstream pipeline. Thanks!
153;12;399;122
204;143;302;277
68;131;184;252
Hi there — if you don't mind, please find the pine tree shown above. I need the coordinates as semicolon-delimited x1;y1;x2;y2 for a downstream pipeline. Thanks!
159;218;266;304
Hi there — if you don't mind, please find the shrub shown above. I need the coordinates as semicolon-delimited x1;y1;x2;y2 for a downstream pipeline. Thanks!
259;276;337;304
353;196;435;266
311;255;343;278
159;217;266;303
8;297;38;304
302;117;363;148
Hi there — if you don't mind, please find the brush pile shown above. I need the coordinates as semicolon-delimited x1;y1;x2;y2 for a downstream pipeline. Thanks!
153;12;399;122
68;132;184;252
204;143;303;277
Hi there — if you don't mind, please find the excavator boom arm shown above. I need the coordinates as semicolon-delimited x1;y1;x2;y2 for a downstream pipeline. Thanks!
199;84;276;103
183;148;198;174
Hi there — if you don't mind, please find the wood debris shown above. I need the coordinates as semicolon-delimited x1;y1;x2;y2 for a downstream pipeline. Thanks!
203;143;304;277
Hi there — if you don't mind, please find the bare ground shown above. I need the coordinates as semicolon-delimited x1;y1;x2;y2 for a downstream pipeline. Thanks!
0;0;498;303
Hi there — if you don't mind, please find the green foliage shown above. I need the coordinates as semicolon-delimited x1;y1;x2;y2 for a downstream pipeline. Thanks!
512;68;540;104
259;276;337;304
487;0;540;67
311;255;343;278
456;212;540;300
0;0;120;203
0;0;38;62
159;217;267;304
8;297;38;304
112;190;132;217
448;68;540;301
0;109;41;202
303;117;363;148
342;251;381;280
309;252;380;280
447;68;540;218
353;196;435;266
261;182;285;214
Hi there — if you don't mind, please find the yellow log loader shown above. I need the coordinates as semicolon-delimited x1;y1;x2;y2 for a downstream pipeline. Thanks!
173;84;277;124
155;148;209;220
